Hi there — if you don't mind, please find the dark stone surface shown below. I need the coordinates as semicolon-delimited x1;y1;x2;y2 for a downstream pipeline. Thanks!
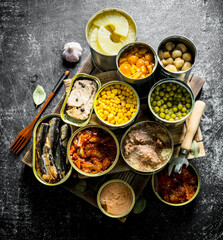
0;1;222;239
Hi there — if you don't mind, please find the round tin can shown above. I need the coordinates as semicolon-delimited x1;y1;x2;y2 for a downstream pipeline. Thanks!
93;81;140;130
148;78;195;128
116;42;158;98
67;124;120;178
152;163;201;206
85;8;137;72
32;114;73;186
97;179;135;218
120;120;174;175
157;35;197;81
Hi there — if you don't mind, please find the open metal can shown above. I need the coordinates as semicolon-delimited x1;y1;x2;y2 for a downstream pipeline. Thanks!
85;8;137;72
116;42;158;98
157;35;197;81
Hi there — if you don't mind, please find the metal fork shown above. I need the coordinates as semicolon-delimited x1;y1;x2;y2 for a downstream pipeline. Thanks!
10;71;70;154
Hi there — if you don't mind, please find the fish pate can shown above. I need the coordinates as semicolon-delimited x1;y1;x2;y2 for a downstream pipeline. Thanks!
33;114;72;186
157;35;197;81
60;73;101;127
85;8;137;72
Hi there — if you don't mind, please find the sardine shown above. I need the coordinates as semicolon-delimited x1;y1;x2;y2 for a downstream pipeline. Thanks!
36;123;49;175
48;117;61;158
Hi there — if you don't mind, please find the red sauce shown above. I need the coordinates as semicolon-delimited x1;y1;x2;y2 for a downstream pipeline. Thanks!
70;128;117;174
157;166;198;204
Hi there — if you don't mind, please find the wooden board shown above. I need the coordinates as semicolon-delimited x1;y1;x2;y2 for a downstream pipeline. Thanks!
22;54;206;222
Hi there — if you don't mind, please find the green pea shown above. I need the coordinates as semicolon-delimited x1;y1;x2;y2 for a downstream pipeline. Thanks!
169;118;174;121
168;97;173;101
155;96;160;101
182;107;187;112
165;115;170;120
152;101;157;106
155;91;159;96
173;107;178;113
160;99;164;104
159;112;165;118
178;93;183;98
172;114;176;119
182;112;187;117
160;108;164;113
175;116;179;120
166;86;171;92
169;83;173;86
165;109;169;114
161;83;166;88
167;102;172;107
177;88;182;93
151;93;155;97
169;91;174;96
172;85;177;91
150;97;154;102
157;101;161;107
182;97;186;101
165;93;170;98
163;104;167;109
182;88;186;93
163;96;167;101
177;112;182;118
156;86;161;91
186;103;191;108
186;98;191;103
160;91;165;96
178;104;183;110
168;111;173;116
154;106;159;112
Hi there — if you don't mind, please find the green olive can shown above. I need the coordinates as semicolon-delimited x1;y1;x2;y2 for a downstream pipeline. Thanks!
67;124;120;177
148;78;195;128
157;35;197;81
85;8;137;72
33;114;72;186
116;42;158;98
152;163;201;206
60;73;101;127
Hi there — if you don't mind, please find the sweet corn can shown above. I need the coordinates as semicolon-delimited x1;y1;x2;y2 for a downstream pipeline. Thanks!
94;81;140;129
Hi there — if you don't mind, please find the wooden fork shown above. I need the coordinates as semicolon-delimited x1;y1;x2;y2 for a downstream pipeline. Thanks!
10;71;70;154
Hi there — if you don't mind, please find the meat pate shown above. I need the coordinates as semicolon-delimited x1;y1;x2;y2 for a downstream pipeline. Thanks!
123;122;172;172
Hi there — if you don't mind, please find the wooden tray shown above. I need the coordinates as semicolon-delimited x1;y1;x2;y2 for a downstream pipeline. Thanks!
22;54;206;222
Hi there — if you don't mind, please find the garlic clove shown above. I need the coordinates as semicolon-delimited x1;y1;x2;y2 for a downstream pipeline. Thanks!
62;42;83;63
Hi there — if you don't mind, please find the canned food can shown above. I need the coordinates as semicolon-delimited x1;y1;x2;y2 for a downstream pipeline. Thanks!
116;42;158;98
157;35;197;81
85;8;137;72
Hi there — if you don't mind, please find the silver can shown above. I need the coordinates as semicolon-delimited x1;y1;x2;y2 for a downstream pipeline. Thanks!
157;35;197;81
116;42;158;98
85;8;137;72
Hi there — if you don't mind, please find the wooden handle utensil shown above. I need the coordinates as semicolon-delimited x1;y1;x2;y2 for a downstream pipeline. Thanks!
181;100;206;152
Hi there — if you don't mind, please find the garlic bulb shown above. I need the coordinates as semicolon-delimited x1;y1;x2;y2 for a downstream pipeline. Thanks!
62;42;83;63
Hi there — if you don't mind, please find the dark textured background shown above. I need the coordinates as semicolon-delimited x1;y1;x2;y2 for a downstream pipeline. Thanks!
1;0;223;239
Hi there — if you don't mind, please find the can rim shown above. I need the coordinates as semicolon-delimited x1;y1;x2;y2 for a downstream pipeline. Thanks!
120;120;174;174
85;8;137;57
116;42;158;81
32;114;73;186
148;78;195;124
151;162;201;206
67;124;120;177
97;179;136;218
157;35;197;74
93;81;140;128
